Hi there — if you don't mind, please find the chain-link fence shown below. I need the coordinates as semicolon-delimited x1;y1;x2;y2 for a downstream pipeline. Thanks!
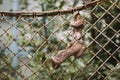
0;0;120;80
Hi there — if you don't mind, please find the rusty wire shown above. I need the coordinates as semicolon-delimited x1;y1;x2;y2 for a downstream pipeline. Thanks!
0;0;104;17
0;0;120;80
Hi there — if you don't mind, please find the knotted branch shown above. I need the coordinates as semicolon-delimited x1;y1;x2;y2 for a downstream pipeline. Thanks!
51;11;86;69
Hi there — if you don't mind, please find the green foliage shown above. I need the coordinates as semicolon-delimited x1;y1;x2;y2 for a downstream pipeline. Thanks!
32;22;40;28
40;0;58;10
89;0;120;79
0;0;2;4
59;0;66;9
40;0;67;10
0;0;119;80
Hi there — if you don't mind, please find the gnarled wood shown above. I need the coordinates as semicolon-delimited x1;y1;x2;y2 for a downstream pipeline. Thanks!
51;11;86;69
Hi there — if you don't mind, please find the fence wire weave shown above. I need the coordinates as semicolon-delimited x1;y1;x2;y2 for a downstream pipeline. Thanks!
0;0;120;80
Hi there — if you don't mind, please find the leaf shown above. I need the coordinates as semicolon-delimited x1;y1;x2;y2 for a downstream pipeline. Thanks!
108;76;117;80
76;59;85;67
66;66;77;74
59;1;65;8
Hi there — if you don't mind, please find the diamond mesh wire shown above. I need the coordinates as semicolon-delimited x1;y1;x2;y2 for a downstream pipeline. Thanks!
0;0;120;80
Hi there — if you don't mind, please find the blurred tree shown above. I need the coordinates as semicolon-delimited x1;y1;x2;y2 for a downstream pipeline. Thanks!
0;0;2;4
89;0;120;79
0;0;119;80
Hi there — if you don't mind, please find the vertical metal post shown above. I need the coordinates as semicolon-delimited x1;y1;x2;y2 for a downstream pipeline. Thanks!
41;4;48;40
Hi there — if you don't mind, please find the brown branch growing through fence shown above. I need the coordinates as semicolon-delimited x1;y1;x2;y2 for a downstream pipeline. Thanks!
0;0;104;17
